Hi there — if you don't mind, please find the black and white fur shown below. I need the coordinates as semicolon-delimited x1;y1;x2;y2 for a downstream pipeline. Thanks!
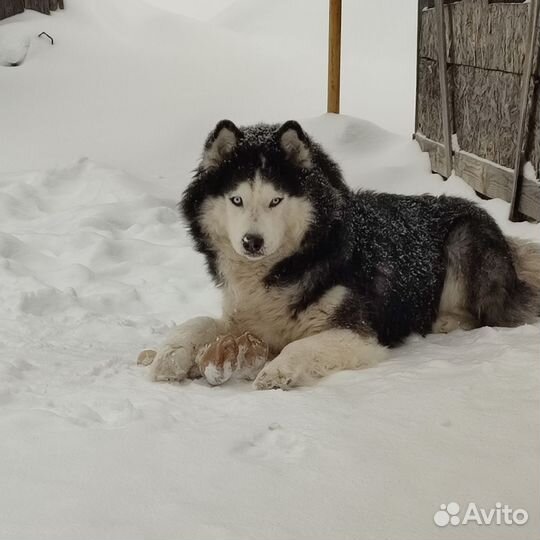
149;120;540;389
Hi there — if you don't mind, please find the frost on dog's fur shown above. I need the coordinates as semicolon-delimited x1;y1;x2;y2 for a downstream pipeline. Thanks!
147;120;540;389
201;120;242;171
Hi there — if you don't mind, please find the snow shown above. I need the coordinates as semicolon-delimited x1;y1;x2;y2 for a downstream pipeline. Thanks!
0;25;31;66
452;132;460;152
0;1;538;539
523;160;538;183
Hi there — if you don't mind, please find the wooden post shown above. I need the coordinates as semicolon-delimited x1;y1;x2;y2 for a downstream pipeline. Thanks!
509;0;540;221
414;1;424;136
435;0;453;178
327;0;342;114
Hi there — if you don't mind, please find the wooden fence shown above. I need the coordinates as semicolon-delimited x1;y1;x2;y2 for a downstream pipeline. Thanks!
0;0;24;20
0;0;64;20
415;0;540;221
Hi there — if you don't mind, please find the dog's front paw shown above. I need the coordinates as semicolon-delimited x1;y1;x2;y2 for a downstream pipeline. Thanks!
253;359;299;390
149;345;193;382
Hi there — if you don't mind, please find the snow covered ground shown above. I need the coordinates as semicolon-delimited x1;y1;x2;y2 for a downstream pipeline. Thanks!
0;1;538;539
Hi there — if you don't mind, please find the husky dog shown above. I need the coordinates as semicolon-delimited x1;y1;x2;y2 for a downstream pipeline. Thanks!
149;120;540;389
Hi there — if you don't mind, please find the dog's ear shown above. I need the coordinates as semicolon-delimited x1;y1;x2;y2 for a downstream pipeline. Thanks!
277;120;312;169
202;120;242;170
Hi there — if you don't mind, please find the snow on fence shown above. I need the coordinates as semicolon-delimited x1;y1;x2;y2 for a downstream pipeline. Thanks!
415;0;540;222
0;0;64;20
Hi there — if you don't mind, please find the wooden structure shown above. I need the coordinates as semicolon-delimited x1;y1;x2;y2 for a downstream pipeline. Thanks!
327;0;342;114
0;0;64;20
0;0;24;19
415;0;540;221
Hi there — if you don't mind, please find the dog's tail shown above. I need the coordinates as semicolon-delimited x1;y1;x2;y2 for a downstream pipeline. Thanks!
508;237;540;317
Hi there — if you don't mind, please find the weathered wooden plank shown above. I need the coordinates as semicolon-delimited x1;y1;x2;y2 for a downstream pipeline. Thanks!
510;0;540;221
0;0;24;20
453;64;521;169
24;0;50;15
415;1;424;134
435;0;453;176
416;133;447;175
420;0;529;74
0;0;63;19
524;84;540;178
417;57;445;142
416;134;540;221
457;152;540;221
420;2;452;64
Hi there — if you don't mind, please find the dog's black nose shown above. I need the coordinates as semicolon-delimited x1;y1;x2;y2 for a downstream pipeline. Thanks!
242;234;264;255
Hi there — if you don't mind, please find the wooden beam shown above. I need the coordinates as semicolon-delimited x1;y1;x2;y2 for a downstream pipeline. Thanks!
435;0;453;177
414;0;424;135
509;0;540;221
327;0;342;114
416;134;540;221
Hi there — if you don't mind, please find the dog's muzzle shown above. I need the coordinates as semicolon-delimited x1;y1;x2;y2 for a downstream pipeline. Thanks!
242;233;264;256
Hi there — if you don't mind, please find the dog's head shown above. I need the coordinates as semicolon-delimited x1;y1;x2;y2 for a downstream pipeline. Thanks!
181;120;347;278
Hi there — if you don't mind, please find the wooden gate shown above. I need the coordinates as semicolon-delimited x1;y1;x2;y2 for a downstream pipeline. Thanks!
415;0;540;221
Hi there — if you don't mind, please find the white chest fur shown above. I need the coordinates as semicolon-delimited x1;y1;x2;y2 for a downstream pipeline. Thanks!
219;253;347;353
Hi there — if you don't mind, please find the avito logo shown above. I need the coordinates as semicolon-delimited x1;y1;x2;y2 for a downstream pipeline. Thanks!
434;502;528;527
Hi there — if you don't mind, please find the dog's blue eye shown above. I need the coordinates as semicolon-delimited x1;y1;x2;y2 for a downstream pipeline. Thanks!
230;196;243;207
269;197;283;208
